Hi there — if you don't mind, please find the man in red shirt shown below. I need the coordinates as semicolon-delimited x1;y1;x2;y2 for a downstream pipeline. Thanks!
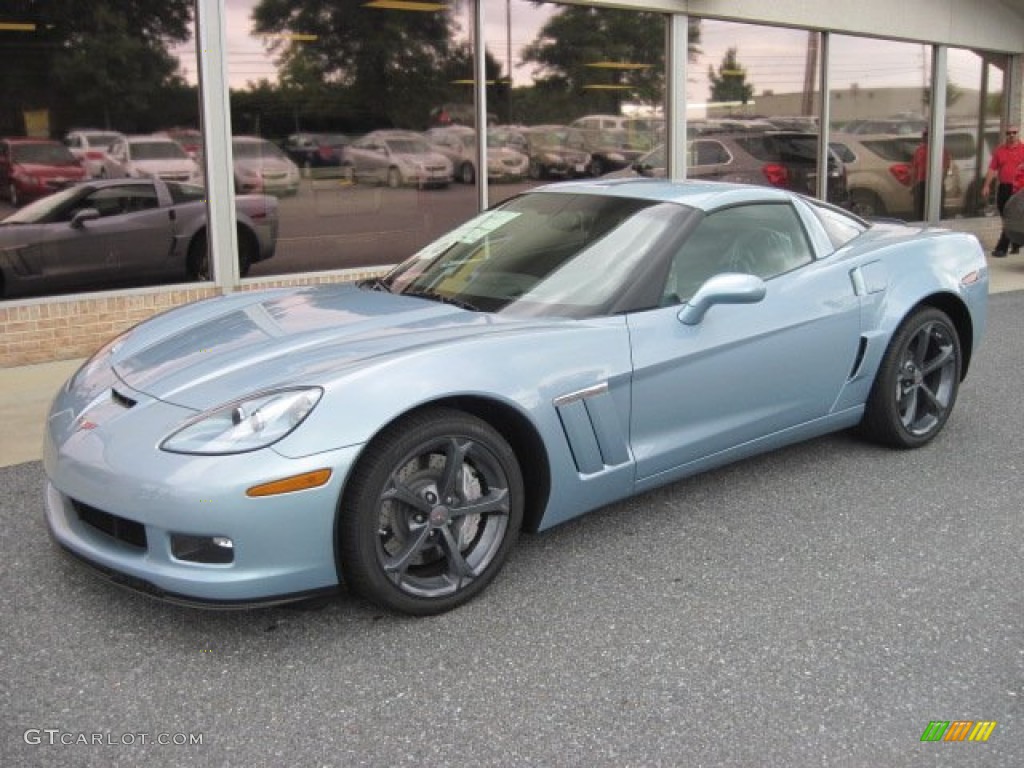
981;125;1024;256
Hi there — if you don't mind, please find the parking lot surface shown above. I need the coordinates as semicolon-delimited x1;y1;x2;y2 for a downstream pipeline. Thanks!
2;292;1022;767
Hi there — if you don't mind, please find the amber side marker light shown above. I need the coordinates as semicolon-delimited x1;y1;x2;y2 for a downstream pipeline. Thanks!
247;469;332;497
960;269;983;286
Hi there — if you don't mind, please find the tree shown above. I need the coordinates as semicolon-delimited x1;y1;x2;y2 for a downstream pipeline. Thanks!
0;0;194;135
520;8;699;118
708;47;754;106
252;0;473;130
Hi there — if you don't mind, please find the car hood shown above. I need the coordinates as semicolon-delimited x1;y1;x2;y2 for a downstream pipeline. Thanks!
112;285;555;409
16;162;84;177
235;157;294;174
134;158;195;174
393;151;449;166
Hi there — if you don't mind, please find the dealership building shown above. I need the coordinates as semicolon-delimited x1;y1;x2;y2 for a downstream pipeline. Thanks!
1;0;1023;366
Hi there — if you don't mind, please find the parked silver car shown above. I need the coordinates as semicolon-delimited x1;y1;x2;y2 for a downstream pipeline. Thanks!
0;178;277;298
232;137;301;196
425;127;529;183
348;130;453;188
63;129;125;178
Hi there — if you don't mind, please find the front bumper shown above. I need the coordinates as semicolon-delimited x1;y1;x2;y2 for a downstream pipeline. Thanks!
43;378;361;606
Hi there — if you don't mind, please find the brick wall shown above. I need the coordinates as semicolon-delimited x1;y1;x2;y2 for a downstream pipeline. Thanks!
0;270;383;368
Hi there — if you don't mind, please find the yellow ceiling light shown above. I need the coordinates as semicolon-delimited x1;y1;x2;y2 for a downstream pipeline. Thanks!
582;85;634;91
363;0;447;10
0;22;37;32
261;32;319;42
452;79;497;85
585;61;651;70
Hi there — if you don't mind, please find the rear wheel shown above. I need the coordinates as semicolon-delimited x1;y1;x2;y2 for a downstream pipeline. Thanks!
387;167;402;188
186;228;253;281
338;408;523;615
459;162;475;184
8;183;20;207
859;307;961;448
849;189;886;219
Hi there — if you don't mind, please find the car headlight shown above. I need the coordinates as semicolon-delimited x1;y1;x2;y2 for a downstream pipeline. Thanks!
161;387;323;455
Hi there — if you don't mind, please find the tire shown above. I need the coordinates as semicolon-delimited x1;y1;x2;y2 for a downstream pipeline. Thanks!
849;189;886;219
187;229;254;280
186;232;210;281
589;157;605;177
459;162;475;184
8;183;19;208
387;167;402;188
528;160;544;181
859;307;961;448
338;407;523;615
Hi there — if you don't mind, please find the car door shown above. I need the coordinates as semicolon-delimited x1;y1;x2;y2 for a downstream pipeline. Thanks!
626;201;863;486
37;183;175;286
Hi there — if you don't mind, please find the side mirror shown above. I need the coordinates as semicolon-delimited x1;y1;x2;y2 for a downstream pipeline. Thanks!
678;272;766;325
70;208;101;229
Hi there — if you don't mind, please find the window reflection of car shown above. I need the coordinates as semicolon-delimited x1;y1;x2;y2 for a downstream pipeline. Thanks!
101;135;203;185
424;127;529;184
0;178;277;299
519;126;591;180
603;134;848;206
232;136;301;196
0;138;88;207
156;128;203;160
63;129;125;178
282;133;353;179
830;133;962;219
348;130;453;188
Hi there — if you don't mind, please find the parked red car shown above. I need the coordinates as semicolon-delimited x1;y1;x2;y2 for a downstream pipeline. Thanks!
0;138;87;207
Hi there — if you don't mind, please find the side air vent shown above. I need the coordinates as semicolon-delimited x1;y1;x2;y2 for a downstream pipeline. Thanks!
110;388;137;409
848;337;868;379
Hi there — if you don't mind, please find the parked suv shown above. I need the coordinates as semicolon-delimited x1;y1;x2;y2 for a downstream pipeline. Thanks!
830;133;963;219
605;132;850;208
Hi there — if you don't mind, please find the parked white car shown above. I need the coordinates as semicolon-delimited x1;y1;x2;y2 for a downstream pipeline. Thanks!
101;135;202;184
63;129;125;178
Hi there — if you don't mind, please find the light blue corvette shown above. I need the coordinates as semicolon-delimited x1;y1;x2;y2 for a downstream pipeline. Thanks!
44;179;988;615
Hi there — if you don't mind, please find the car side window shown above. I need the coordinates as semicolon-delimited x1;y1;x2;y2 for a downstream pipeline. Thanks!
661;203;815;306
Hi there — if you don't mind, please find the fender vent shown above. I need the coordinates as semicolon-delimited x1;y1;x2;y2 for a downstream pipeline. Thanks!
110;388;137;409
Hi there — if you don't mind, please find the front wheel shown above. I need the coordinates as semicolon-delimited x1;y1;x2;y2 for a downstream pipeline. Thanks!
8;183;20;207
338;408;523;615
859;307;961;448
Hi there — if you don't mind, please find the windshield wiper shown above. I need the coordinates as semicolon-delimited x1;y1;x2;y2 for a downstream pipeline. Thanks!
358;276;392;293
402;289;479;312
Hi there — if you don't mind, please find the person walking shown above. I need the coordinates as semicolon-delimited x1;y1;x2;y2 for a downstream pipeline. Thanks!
910;129;952;221
981;125;1024;257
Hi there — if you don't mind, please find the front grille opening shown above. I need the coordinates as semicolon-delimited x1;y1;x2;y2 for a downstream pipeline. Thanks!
171;534;234;564
72;500;147;550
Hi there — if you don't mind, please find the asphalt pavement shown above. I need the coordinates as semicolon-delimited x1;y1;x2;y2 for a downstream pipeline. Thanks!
1;292;1022;766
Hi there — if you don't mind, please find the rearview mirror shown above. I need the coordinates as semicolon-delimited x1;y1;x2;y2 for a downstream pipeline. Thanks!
678;273;767;325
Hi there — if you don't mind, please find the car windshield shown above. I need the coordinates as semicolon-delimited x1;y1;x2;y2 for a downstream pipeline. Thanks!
11;143;77;165
233;141;285;159
85;132;121;146
383;192;688;318
1;184;84;224
132;141;187;160
385;138;431;154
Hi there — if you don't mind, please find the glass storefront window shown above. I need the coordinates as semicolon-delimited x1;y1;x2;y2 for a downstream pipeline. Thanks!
0;3;202;300
679;21;836;203
828;36;932;220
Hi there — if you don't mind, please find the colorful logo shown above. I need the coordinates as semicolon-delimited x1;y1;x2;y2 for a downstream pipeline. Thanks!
920;721;997;742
